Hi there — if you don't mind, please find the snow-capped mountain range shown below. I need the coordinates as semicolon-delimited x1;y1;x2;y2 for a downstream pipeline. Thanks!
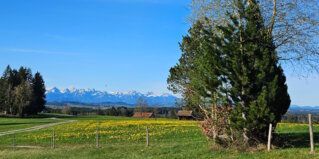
46;87;178;107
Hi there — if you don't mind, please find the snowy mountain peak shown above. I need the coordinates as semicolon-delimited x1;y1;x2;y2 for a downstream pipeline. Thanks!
146;92;161;97
46;87;178;106
46;87;60;94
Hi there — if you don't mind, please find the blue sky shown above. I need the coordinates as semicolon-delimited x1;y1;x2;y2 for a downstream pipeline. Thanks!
0;0;318;106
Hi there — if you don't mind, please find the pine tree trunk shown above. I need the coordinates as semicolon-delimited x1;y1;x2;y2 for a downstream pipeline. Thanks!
238;1;249;141
213;92;218;140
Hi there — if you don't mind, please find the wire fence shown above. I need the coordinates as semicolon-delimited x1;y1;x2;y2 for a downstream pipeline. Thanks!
0;120;209;149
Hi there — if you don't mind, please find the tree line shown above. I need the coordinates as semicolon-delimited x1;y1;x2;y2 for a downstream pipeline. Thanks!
0;65;46;117
47;105;179;119
281;112;319;124
168;0;291;148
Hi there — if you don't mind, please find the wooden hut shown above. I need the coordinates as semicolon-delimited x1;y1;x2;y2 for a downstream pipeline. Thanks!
177;110;194;120
132;112;154;118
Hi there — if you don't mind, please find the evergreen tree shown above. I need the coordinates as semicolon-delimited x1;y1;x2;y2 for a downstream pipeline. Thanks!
0;78;6;112
167;21;215;119
1;66;15;114
30;72;46;114
2;65;12;80
167;21;204;105
109;107;118;116
17;67;33;83
216;0;290;143
168;0;291;146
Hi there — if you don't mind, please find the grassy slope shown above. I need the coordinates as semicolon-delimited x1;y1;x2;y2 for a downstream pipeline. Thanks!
0;115;318;159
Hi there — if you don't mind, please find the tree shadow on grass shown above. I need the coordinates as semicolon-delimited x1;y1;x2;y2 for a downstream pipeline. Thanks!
274;132;319;148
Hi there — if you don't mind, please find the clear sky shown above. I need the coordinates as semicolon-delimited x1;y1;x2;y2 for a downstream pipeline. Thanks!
0;0;318;106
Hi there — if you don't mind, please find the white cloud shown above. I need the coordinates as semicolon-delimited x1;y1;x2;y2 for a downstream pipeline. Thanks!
0;48;75;56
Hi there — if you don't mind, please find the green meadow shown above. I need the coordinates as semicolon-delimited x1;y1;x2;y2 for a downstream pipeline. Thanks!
0;115;318;159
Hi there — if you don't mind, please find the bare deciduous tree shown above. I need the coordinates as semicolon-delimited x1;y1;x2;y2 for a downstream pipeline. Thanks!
62;106;72;115
14;82;32;117
135;97;148;118
190;0;319;73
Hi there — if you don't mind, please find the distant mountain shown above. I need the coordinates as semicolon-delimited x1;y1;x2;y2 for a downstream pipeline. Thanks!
288;105;319;112
46;87;179;107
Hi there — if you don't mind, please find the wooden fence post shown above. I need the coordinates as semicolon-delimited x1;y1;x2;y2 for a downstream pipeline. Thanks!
146;126;149;146
267;123;272;151
309;114;315;154
96;127;99;148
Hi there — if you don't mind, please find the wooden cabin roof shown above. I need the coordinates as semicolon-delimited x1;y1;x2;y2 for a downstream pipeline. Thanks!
132;112;154;118
177;110;193;117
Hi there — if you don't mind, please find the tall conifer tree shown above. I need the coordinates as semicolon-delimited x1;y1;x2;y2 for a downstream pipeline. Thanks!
31;72;46;114
215;0;290;143
168;0;291;146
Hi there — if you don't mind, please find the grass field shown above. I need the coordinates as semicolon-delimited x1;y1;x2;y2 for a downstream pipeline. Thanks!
0;115;318;159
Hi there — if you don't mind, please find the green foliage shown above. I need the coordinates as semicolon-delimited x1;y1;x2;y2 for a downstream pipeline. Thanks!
30;72;46;114
167;21;217;119
168;0;291;146
223;0;290;143
108;106;119;116
0;65;46;117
